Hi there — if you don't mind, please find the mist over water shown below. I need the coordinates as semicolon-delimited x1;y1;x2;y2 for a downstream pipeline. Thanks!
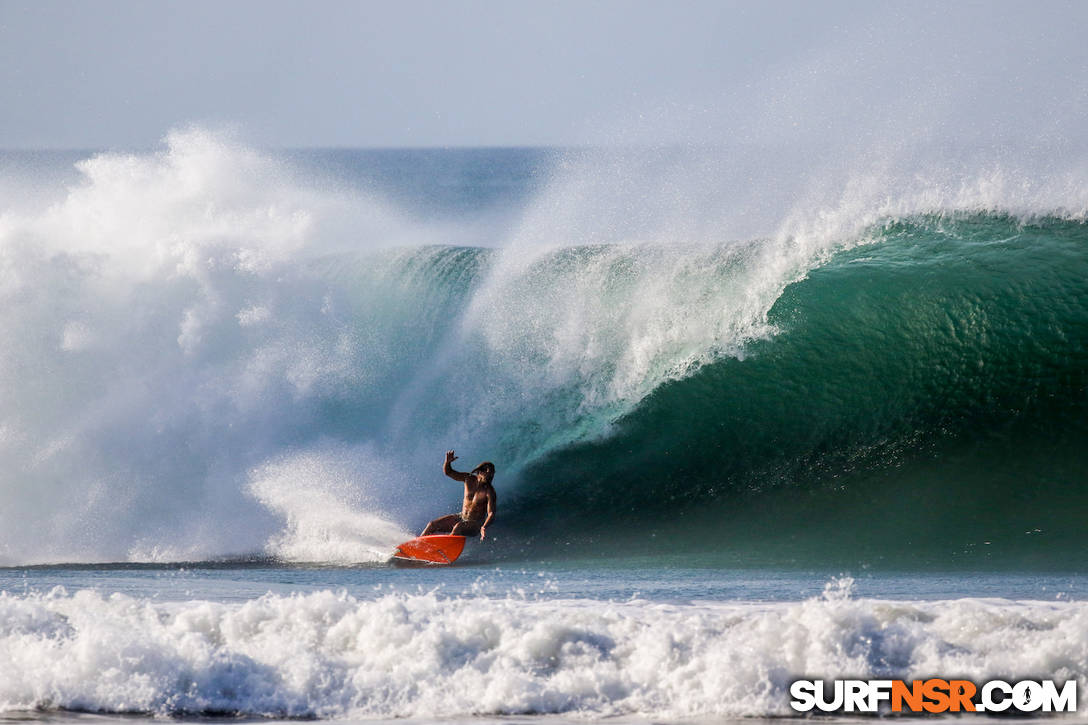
0;115;1086;566
0;130;433;563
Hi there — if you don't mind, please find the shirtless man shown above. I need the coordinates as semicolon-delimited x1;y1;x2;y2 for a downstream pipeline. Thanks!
421;450;496;540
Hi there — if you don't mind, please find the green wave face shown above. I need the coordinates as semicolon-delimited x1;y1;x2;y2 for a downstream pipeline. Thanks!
509;215;1088;566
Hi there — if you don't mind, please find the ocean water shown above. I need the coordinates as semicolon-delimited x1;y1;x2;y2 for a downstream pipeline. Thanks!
0;131;1086;721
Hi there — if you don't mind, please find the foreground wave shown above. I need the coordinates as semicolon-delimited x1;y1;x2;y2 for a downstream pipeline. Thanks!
1;580;1085;719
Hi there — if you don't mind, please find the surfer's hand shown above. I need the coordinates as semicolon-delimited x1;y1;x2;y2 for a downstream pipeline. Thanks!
445;449;457;464
479;527;486;540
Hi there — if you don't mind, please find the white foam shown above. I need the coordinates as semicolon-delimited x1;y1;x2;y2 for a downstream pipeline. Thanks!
0;130;436;565
1;582;1085;719
247;446;412;564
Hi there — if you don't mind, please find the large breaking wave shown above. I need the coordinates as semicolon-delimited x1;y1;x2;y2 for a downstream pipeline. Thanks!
0;129;1085;565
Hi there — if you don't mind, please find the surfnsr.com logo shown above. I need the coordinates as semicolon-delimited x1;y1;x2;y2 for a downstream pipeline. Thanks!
790;679;1077;714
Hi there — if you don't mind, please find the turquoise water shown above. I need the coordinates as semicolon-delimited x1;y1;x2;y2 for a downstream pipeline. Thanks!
4;560;1087;604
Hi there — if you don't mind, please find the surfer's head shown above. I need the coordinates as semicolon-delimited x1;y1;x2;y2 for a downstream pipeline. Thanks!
472;462;495;483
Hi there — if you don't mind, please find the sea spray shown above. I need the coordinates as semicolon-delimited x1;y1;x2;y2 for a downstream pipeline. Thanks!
0;130;438;564
247;445;412;563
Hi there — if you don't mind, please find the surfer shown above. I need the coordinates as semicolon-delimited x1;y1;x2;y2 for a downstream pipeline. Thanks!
421;450;496;540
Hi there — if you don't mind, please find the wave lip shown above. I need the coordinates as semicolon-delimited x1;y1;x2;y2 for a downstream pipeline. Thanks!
508;212;1088;562
1;581;1086;719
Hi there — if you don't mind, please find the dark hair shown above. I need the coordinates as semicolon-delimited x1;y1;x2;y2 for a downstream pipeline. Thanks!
472;461;495;480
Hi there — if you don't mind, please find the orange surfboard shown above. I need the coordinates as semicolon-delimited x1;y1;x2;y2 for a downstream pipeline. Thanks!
392;534;466;565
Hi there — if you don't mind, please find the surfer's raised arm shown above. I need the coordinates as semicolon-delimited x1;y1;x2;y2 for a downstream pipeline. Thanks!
443;449;472;482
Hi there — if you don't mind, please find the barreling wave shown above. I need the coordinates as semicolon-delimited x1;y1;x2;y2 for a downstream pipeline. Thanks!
0;130;1085;565
2;580;1086;719
510;213;1088;564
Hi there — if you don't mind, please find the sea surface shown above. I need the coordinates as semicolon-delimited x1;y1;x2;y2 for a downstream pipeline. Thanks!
0;135;1086;721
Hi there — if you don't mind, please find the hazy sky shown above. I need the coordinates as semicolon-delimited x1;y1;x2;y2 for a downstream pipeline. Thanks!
1;0;1086;148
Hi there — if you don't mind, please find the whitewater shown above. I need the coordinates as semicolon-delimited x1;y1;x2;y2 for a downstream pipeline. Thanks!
1;576;1087;720
1;129;1087;720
